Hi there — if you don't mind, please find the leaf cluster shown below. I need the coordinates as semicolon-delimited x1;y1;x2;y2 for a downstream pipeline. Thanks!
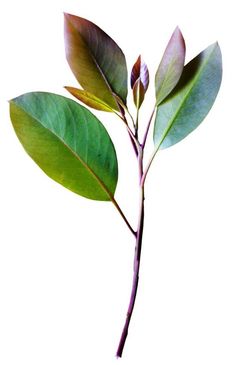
10;13;222;202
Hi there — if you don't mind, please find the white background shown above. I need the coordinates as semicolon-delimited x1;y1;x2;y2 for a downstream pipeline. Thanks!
0;0;235;364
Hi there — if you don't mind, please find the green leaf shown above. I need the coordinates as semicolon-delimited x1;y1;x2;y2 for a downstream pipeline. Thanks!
10;92;118;201
133;78;145;109
155;27;185;106
65;87;114;112
64;13;128;111
154;43;222;149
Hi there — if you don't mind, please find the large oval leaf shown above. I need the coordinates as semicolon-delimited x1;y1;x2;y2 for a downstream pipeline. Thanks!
155;27;185;106
154;43;222;149
10;92;118;201
64;13;128;111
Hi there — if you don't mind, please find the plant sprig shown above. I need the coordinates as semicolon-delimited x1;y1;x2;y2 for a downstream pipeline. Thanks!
9;13;222;358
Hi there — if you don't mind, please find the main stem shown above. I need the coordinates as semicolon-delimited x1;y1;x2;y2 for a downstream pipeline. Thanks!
116;148;145;358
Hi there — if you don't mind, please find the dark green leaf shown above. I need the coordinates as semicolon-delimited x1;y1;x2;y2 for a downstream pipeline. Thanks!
64;13;128;110
10;92;118;201
154;43;222;149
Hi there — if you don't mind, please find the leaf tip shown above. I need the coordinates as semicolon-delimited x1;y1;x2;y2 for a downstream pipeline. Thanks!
64;12;79;24
173;25;182;35
172;26;185;47
64;86;73;96
207;41;222;58
174;25;182;32
63;12;69;20
8;97;16;105
64;12;72;18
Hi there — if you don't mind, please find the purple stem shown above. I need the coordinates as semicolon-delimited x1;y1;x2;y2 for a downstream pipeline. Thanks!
116;150;145;358
142;106;156;149
129;133;139;157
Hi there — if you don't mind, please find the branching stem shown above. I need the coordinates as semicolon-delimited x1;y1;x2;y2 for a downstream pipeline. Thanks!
116;101;156;357
142;105;156;148
116;146;145;358
141;143;160;186
115;110;139;156
123;114;139;157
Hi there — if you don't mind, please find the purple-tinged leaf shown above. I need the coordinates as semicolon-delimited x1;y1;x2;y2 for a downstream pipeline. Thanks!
131;56;149;92
65;87;114;112
154;43;222;149
64;13;128;111
133;78;145;109
155;27;185;106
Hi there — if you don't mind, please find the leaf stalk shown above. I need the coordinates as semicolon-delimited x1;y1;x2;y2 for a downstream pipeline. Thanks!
142;105;156;148
111;197;136;237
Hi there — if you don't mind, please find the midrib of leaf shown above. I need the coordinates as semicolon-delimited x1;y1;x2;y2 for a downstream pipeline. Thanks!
155;45;216;149
68;18;119;109
14;103;115;200
81;93;114;111
65;88;114;111
86;95;113;110
134;79;141;106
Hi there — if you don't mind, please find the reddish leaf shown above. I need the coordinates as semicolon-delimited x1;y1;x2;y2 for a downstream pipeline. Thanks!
131;55;149;92
64;13;128;111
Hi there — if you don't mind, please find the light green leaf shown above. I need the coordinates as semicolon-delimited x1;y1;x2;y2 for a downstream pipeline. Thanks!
65;87;114;112
154;43;222;149
10;92;118;201
133;78;145;109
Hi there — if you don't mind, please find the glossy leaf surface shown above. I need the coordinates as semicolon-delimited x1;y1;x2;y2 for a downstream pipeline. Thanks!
65;87;113;112
131;56;149;91
133;78;145;109
154;43;222;149
155;27;185;106
10;92;118;201
64;13;128;110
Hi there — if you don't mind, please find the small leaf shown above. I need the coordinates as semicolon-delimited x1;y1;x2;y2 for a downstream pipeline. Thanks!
64;13;128;110
155;27;186;106
10;92;118;201
133;78;145;109
131;55;149;92
65;87;114;112
154;43;222;149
